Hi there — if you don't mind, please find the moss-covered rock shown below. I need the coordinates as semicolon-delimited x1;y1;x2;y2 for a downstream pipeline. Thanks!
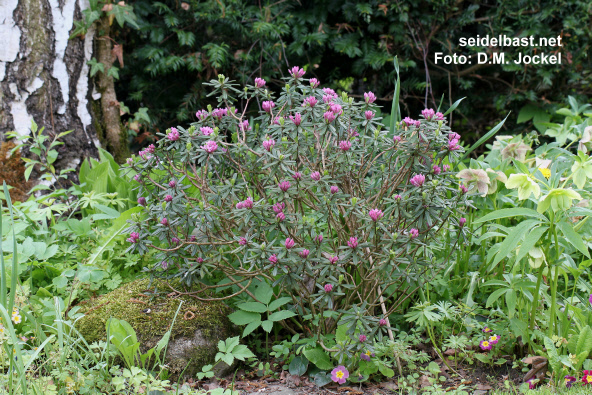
76;278;236;379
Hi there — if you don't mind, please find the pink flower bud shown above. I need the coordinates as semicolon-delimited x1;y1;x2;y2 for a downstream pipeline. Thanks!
460;184;468;194
443;164;451;172
171;237;180;244
348;237;358;249
328;255;339;264
137;197;146;206
243;197;254;209
459;217;467;227
324;284;333;292
164;194;173;202
285;238;295;249
279;181;291;192
202;141;218;153
239;120;251;132
161;218;168;226
289;66;305;78
303;96;318;107
409;228;419;238
393;194;402;201
200;126;214;136
433;165;441;175
393;135;402;143
310;171;321;181
239;237;247;245
369;209;384;222
292;172;302;180
197;257;204;263
364;111;374;120
364;91;376;104
339;140;352;151
359;334;367;342
272;202;286;214
409;174;425;187
276;212;286;221
330;186;339;194
289;113;302;126
309;78;320;88
262;101;276;113
169;180;176;188
263;139;276;151
330;103;342;115
167;127;180;141
269;254;278;264
299;249;310;258
126;158;133;165
435;112;444;120
421;108;435;120
254;77;266;88
315;234;323;243
379;318;387;326
196;110;208;120
323;111;336;123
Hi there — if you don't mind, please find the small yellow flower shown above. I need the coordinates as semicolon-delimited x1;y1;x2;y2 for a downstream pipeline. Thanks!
538;167;551;179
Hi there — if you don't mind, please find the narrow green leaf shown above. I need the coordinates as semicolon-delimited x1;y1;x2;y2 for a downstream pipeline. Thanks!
462;113;510;159
442;97;466;116
557;221;590;258
474;208;547;223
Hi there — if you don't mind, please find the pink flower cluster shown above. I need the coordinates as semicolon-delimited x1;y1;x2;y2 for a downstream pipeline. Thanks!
167;127;180;141
262;101;275;113
212;107;228;120
409;174;425;187
200;126;214;136
279;181;291;192
289;113;302;126
127;232;140;243
330;103;342;115
448;132;461;151
289;66;305;78
324;111;336;123
254;77;266;88
324;284;333;292
401;117;420;128
421;108;444;121
285;238;295;249
330;186;339;194
196;110;208;120
300;249;310;258
339;140;351;151
365;111;374;121
409;228;419;239
202;141;218;153
364;91;376;104
263;138;275;151
310;171;321;181
309;78;320;88
138;144;156;160
303;96;318;107
369;209;384;222
164;194;173;202
348;237;358;249
236;197;254;209
239;121;251;132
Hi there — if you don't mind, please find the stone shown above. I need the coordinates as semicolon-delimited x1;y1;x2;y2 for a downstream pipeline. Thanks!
76;278;237;379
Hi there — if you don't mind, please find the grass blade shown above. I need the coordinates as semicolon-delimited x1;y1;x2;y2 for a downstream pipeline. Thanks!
461;112;510;160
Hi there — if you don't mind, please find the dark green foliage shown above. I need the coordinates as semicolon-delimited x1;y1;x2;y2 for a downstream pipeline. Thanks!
114;0;591;143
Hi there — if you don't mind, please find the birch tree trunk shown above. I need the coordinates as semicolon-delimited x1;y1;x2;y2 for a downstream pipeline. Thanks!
0;0;99;173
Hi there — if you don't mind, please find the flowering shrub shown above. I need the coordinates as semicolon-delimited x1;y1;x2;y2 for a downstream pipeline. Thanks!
125;68;467;339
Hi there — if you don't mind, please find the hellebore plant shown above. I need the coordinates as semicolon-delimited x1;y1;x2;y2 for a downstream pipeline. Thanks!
466;134;592;346
125;68;467;350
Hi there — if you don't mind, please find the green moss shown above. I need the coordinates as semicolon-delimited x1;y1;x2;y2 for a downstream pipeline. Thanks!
76;278;235;377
